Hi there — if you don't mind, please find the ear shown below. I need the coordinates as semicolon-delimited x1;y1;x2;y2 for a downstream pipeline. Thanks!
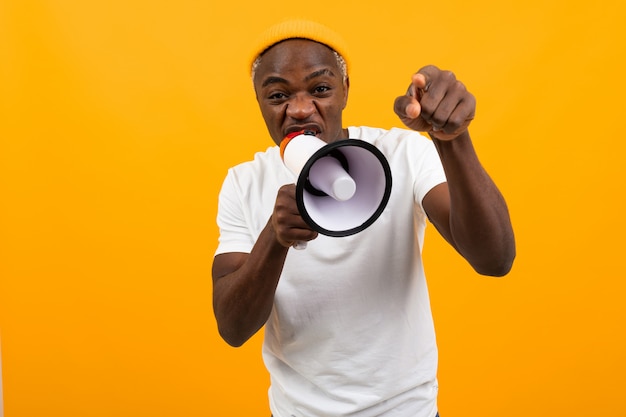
342;77;350;109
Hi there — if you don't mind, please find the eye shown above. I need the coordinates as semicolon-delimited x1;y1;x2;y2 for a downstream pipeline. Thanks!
313;85;331;95
268;92;288;101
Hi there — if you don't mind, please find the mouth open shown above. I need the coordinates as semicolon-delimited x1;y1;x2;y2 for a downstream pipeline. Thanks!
285;126;321;138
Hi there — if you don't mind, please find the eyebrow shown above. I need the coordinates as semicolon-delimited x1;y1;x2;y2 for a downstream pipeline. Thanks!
260;68;337;88
261;76;288;88
305;68;335;82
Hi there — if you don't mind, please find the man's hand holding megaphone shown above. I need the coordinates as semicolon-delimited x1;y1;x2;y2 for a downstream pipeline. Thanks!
270;183;319;249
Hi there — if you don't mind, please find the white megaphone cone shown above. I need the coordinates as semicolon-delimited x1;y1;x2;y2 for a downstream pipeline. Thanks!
280;130;392;249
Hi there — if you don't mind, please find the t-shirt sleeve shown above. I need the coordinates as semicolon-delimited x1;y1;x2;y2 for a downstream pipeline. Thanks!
411;136;447;209
214;169;255;256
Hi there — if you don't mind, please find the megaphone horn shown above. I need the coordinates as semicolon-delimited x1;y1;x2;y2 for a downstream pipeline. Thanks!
280;130;392;241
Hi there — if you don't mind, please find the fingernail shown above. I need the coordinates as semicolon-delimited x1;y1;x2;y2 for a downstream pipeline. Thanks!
407;104;419;118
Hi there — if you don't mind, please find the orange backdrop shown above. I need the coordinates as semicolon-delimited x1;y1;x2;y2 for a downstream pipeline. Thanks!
1;0;625;416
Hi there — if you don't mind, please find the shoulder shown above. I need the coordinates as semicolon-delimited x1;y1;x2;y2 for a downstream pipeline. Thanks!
347;125;436;154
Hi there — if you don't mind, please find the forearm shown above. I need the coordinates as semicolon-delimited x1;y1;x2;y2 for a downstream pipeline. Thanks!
212;220;289;347
432;131;516;276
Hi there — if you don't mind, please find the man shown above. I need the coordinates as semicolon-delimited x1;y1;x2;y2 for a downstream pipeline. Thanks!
212;19;515;417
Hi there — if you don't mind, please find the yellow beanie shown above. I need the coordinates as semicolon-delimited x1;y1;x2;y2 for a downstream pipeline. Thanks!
249;19;350;76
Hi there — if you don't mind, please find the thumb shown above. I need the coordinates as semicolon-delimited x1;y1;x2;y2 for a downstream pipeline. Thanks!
394;73;427;119
394;94;421;119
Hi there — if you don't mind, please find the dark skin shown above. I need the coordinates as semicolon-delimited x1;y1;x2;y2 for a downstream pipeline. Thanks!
212;39;516;347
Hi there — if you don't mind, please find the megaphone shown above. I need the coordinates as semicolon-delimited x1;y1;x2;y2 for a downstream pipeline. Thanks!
280;130;392;247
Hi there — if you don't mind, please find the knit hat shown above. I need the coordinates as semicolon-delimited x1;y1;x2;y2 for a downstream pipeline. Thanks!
249;19;351;76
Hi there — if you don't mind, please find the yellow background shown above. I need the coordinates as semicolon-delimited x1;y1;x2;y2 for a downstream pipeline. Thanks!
1;0;625;416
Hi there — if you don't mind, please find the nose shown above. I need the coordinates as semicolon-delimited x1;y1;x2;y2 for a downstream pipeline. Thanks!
286;94;315;120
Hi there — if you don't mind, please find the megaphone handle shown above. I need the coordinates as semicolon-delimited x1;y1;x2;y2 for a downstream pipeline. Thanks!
292;241;307;250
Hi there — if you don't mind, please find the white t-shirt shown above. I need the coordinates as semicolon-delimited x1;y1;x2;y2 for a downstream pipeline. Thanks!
215;126;447;417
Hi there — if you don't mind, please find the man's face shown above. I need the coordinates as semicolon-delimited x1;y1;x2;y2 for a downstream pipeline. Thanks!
253;39;349;146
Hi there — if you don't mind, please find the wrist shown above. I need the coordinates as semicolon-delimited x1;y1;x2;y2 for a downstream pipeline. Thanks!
267;216;294;249
428;129;470;143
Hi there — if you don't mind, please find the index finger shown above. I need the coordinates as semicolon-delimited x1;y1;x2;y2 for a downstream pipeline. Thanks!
411;72;427;93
